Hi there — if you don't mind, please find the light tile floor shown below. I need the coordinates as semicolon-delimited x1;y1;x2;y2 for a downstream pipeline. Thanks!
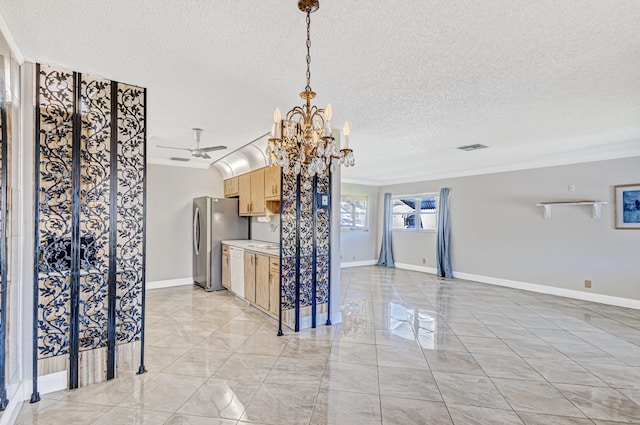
14;266;640;424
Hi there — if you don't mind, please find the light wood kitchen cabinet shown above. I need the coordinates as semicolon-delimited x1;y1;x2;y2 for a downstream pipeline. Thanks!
250;169;265;214
221;245;230;289
269;257;280;316
255;254;270;311
233;247;280;318
223;177;239;198
238;173;251;215
244;251;256;303
264;166;281;201
238;169;265;216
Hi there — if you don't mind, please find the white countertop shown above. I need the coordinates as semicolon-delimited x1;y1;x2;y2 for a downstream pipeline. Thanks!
222;239;280;256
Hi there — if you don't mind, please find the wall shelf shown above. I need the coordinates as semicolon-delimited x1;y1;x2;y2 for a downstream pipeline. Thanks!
535;200;608;219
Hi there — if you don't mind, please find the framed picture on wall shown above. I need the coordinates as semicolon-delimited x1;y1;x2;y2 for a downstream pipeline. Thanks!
615;184;640;229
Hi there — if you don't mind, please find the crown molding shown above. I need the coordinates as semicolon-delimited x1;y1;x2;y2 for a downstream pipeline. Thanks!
374;143;640;187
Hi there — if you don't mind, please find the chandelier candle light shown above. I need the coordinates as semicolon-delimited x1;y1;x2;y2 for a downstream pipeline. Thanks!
266;0;355;177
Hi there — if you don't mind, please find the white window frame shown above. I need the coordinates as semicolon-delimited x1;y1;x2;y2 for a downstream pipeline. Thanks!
340;195;369;232
391;194;438;233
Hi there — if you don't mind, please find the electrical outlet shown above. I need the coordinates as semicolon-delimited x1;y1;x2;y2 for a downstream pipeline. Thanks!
422;258;427;264
568;184;575;192
584;280;592;288
352;256;356;260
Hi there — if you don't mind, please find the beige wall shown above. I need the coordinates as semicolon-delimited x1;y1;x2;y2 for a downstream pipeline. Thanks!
340;183;379;263
147;164;224;282
380;156;640;300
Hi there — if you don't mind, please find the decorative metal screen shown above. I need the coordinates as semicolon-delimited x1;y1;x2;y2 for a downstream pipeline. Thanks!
280;171;298;314
279;167;331;332
315;173;331;306
115;83;145;344
33;64;146;397
0;55;9;410
79;75;111;352
36;66;75;360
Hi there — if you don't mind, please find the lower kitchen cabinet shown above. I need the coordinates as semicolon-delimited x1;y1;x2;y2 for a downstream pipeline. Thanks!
222;245;230;289
227;246;280;319
255;254;270;310
269;257;280;316
244;251;256;303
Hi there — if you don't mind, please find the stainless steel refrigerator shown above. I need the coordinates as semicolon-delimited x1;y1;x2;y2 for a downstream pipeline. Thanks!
193;197;248;290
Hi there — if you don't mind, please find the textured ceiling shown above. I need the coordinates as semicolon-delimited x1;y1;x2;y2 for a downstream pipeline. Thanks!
2;0;640;184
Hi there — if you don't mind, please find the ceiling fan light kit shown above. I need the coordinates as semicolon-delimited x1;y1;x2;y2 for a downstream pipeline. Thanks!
157;127;227;159
266;0;355;177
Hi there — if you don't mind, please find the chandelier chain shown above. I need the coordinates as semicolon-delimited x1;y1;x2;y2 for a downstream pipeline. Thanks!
305;12;312;93
266;1;355;176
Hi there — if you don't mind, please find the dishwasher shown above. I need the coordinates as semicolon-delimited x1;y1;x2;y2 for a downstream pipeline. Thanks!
229;246;245;298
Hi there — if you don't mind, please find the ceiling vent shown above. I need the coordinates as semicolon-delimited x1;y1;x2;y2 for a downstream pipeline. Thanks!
457;144;488;151
170;157;190;162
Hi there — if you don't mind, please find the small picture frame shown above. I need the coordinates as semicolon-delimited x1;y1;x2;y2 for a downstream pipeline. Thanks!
615;184;640;229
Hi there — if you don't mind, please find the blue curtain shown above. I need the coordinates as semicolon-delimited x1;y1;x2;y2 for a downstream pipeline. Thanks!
436;188;452;278
377;192;395;268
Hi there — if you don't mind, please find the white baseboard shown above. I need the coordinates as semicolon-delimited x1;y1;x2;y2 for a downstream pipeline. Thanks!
21;371;67;399
393;263;640;310
0;372;68;425
146;277;193;290
453;271;640;310
395;263;438;275
340;260;377;268
0;383;24;425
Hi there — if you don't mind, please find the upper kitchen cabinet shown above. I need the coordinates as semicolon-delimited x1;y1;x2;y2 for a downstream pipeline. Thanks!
250;168;265;215
238;173;251;215
238;169;265;216
264;166;281;215
223;176;239;198
264;166;281;201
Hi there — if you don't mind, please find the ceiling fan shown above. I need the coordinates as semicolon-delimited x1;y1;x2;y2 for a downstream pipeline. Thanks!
157;128;226;159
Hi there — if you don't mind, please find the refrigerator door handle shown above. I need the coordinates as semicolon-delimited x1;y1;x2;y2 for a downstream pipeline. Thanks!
193;206;200;256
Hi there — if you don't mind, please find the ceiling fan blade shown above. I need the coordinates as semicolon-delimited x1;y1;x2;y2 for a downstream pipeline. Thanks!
191;151;212;159
157;145;192;151
199;145;227;152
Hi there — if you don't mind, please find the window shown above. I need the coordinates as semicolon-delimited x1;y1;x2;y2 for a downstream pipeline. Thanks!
341;196;368;231
391;195;437;232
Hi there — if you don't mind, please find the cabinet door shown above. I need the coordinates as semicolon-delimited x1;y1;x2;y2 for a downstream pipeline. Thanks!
268;257;280;316
223;179;230;197
222;250;230;289
264;166;281;200
224;177;239;198
255;254;270;310
244;251;256;303
228;176;239;196
238;173;251;215
250;169;265;214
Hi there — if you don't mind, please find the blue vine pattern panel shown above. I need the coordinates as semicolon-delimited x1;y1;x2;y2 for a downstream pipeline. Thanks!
37;65;74;358
299;171;314;308
280;170;297;311
78;76;111;351
315;173;330;305
116;83;145;344
0;68;5;354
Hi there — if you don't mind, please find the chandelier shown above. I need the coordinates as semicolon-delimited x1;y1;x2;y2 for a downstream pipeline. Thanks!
266;0;355;177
